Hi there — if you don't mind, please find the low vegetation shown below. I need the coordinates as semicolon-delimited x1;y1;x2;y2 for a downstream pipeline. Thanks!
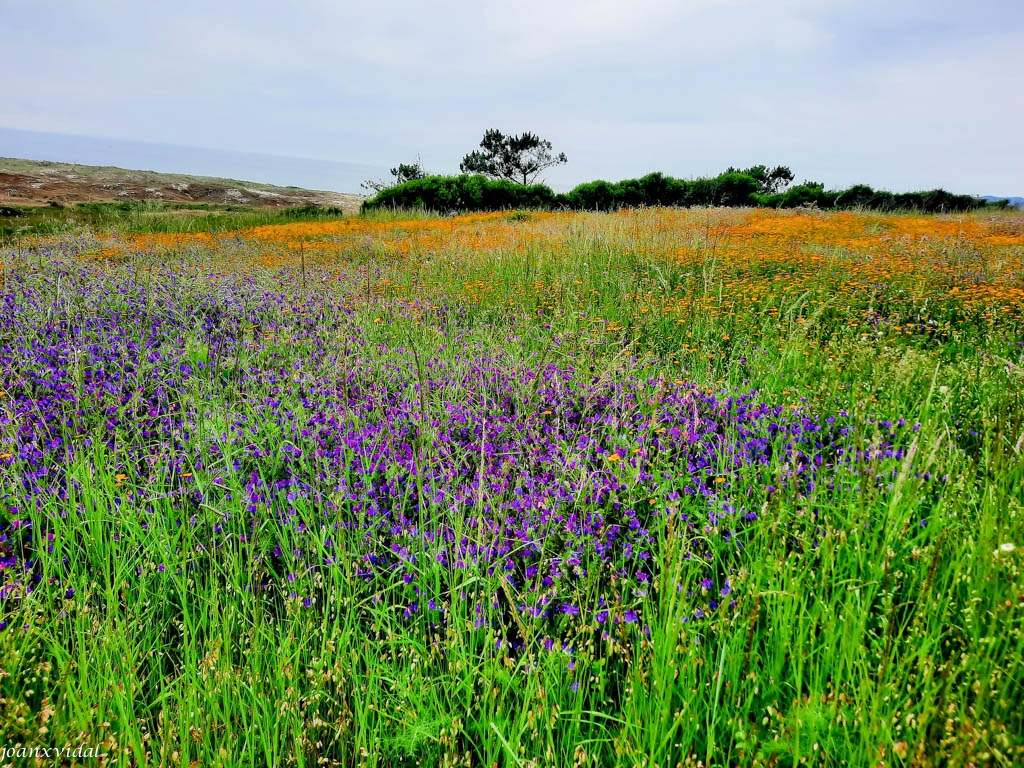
362;170;1003;215
1;207;1022;766
0;200;349;243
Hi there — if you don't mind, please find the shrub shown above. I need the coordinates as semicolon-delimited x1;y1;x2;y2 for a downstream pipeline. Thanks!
713;172;762;206
361;171;992;216
830;185;986;213
563;180;618;210
561;171;761;211
281;204;346;218
361;175;560;214
833;184;876;209
772;183;831;208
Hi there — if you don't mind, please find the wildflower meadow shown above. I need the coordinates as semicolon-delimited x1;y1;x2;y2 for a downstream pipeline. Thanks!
1;207;1022;767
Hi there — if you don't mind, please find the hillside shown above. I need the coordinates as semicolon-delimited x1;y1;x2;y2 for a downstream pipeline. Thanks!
0;156;364;212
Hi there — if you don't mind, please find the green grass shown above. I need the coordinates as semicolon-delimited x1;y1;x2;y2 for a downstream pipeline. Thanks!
0;209;1021;767
0;200;350;243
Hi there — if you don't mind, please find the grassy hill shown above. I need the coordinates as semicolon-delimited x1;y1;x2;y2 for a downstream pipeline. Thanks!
0;157;366;242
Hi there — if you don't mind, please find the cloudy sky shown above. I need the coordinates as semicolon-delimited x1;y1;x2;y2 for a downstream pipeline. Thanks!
2;0;1022;194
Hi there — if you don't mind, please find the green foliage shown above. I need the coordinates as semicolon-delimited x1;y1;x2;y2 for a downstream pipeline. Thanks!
562;178;618;210
363;166;995;216
361;174;561;213
829;184;988;213
833;183;877;209
460;129;568;185
755;182;836;209
751;182;991;213
2;212;1023;765
361;155;429;194
714;171;763;205
562;170;761;210
280;203;346;218
726;164;795;194
0;200;353;244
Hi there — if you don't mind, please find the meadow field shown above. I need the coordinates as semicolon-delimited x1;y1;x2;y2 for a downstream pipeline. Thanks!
0;207;1022;766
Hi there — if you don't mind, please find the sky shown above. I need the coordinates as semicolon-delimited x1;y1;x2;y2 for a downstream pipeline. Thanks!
2;0;1022;195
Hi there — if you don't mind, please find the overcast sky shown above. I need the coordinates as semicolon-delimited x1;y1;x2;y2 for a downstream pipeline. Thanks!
3;0;1022;194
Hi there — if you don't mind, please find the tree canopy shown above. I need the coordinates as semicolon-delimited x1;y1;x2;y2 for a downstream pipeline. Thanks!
361;156;428;194
725;164;795;195
460;129;567;186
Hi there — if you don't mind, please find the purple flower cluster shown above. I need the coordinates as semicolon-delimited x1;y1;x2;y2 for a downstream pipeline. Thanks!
0;255;936;637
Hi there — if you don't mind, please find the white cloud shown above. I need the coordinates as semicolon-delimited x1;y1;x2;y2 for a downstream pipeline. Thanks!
1;0;1021;192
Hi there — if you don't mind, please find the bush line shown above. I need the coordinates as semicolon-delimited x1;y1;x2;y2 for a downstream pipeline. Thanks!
362;171;1006;214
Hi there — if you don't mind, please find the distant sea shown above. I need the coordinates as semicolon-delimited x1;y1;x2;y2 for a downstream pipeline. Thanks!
0;127;386;194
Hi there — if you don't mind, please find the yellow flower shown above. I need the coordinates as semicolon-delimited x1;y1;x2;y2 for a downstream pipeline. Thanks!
606;453;621;463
